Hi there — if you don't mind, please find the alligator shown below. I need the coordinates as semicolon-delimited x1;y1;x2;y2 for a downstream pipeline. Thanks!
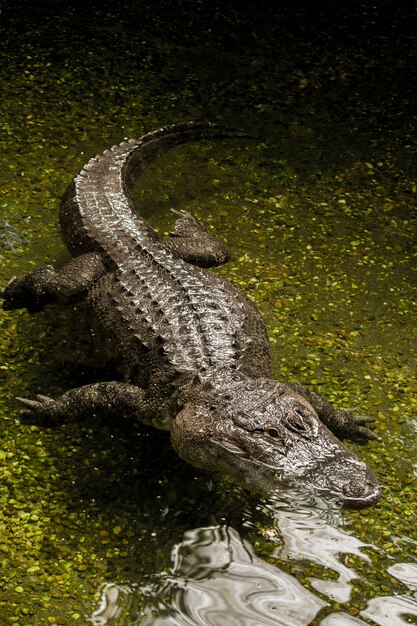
2;121;381;508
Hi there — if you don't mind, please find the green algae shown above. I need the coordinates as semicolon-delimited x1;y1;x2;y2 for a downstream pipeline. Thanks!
1;1;417;624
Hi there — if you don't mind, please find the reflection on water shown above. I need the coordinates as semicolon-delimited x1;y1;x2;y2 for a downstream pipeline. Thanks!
148;525;328;626
89;492;417;625
90;583;139;625
263;492;417;625
361;595;417;626
90;525;327;625
320;615;369;626
387;562;417;590
262;490;373;603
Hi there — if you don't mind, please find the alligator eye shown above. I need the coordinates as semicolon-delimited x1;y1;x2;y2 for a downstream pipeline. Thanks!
289;412;307;431
285;407;315;437
265;426;281;439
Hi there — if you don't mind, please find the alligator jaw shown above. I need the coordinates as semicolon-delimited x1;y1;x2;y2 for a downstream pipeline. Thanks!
305;455;382;509
208;437;381;509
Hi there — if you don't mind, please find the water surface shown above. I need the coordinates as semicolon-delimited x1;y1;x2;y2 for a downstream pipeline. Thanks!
1;1;416;624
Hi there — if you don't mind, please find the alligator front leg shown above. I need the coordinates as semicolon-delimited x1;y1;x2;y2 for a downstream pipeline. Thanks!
1;252;107;313
286;382;378;442
163;209;230;267
16;381;156;427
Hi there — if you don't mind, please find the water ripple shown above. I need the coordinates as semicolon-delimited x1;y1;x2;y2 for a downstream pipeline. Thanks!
89;491;417;625
387;562;417;590
361;594;417;626
90;525;327;625
320;614;368;626
262;489;375;603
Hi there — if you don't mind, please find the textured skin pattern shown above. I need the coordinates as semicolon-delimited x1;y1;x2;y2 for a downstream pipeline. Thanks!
1;122;381;508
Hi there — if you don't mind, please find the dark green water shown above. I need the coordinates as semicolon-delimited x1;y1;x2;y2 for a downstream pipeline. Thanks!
1;1;417;624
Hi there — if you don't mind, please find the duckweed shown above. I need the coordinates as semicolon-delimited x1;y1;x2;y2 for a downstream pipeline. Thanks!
1;0;417;624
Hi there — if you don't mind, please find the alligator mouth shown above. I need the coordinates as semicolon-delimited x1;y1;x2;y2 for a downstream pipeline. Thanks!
340;490;381;509
209;439;381;508
336;479;381;509
307;456;382;509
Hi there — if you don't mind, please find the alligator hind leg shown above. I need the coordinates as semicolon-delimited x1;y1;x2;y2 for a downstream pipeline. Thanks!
163;209;230;267
1;251;107;313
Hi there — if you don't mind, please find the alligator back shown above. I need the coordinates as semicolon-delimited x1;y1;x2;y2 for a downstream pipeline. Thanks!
60;122;271;378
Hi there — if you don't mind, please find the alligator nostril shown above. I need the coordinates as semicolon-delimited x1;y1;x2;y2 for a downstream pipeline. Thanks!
342;480;372;499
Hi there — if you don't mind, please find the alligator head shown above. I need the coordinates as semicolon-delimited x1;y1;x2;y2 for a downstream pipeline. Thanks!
171;371;380;509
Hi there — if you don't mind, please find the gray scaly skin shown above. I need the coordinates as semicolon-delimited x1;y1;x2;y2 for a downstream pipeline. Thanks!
2;122;381;508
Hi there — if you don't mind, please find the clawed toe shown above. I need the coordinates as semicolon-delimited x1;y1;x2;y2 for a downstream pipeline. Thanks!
1;277;18;308
35;394;54;403
17;396;41;409
4;276;18;290
345;411;380;443
15;394;56;423
355;426;380;442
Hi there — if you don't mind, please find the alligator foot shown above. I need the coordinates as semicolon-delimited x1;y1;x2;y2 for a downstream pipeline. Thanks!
286;382;379;443
1;252;107;313
16;394;63;426
333;407;379;443
2;269;55;313
163;209;230;267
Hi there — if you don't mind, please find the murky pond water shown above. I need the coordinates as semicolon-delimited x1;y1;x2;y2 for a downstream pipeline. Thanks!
1;1;417;624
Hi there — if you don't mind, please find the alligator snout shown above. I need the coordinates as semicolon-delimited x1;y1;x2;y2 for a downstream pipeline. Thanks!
341;478;381;508
334;465;381;508
305;453;381;509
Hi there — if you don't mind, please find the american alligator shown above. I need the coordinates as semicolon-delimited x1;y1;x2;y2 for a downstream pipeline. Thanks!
2;121;381;508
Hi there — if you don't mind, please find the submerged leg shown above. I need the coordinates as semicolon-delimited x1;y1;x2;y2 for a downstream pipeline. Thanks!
1;252;107;313
163;209;230;267
16;381;157;427
286;382;378;442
